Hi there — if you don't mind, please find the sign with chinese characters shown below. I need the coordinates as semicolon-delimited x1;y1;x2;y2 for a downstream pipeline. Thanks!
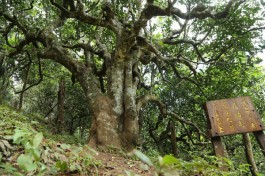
205;96;265;137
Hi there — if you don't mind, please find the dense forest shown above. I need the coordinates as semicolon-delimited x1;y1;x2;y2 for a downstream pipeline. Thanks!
1;0;265;175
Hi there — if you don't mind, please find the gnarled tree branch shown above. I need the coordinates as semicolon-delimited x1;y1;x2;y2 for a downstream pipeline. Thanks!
15;55;43;94
137;94;207;138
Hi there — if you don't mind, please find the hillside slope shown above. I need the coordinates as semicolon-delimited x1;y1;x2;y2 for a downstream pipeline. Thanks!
0;105;154;176
0;106;247;176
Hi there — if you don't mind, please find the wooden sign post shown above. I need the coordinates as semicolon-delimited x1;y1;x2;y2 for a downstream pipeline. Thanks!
204;96;265;172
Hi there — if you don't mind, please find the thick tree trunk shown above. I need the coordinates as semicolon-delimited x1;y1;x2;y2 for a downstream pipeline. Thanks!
89;95;122;148
122;60;140;147
82;59;140;149
42;39;141;150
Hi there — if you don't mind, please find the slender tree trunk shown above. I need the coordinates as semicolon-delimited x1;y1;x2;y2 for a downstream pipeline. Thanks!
170;121;178;157
69;114;75;135
19;63;31;110
0;74;9;104
56;79;65;134
243;133;259;176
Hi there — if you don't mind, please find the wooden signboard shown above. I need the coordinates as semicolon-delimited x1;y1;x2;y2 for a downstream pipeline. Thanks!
204;96;265;172
205;96;265;137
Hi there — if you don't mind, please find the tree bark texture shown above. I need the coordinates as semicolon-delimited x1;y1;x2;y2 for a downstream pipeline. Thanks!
242;133;259;176
170;121;178;157
18;63;31;110
87;58;140;149
56;79;65;134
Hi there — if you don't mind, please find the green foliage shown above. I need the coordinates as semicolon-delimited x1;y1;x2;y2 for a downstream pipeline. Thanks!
0;105;99;175
140;57;265;172
132;150;251;176
13;129;44;173
1;0;265;175
17;154;38;172
22;63;92;142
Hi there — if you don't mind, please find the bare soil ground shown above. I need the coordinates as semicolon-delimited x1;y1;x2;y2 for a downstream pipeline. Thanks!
90;151;154;176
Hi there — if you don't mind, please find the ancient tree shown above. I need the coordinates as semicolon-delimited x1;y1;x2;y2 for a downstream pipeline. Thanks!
0;0;264;149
